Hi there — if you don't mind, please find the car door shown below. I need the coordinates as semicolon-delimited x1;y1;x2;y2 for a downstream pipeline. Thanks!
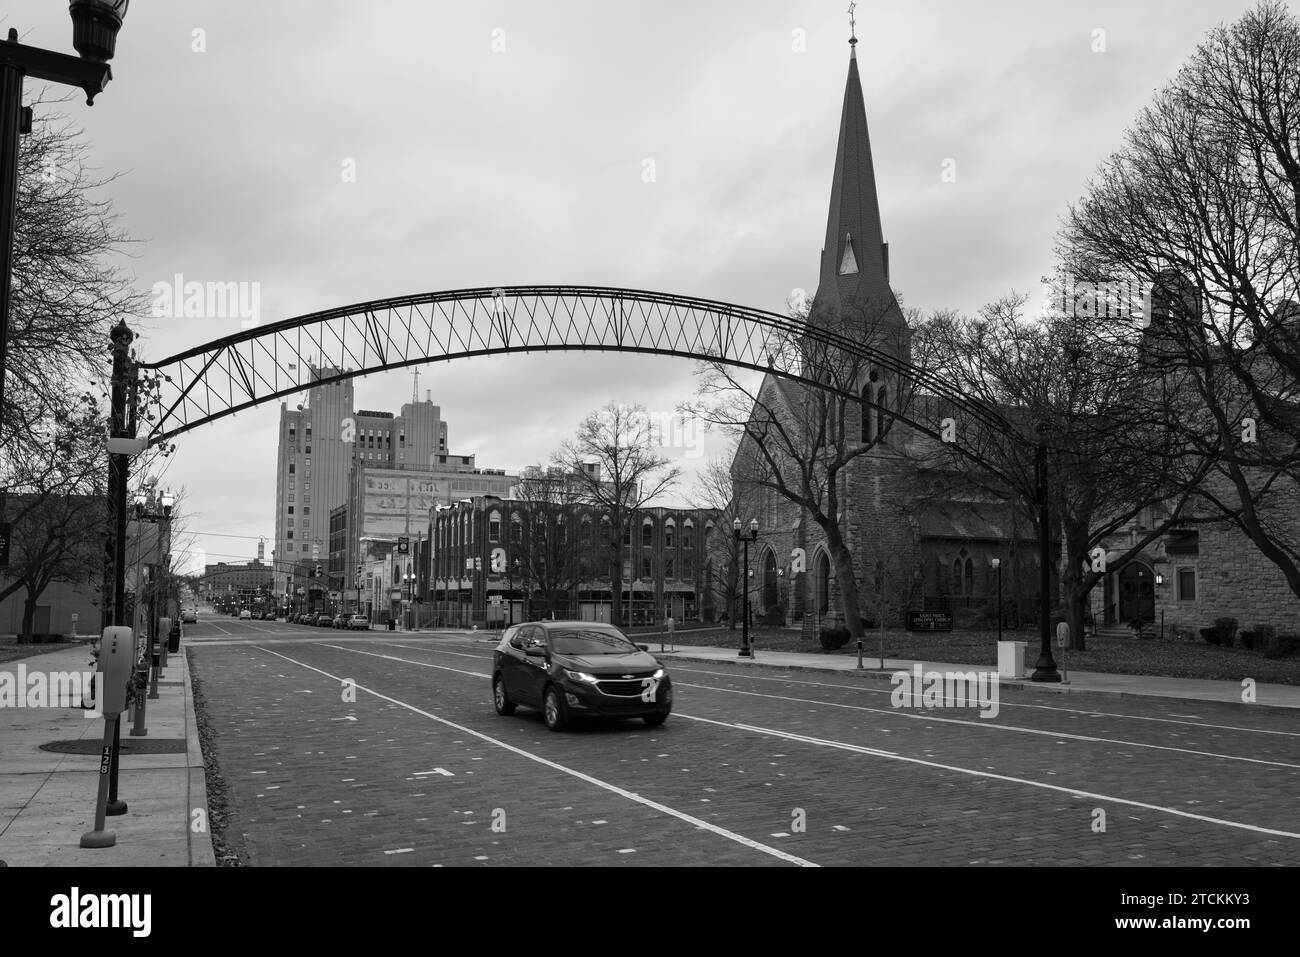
514;626;550;707
498;625;530;698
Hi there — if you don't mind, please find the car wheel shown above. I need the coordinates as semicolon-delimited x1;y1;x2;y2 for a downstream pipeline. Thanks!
492;674;516;716
543;686;567;731
643;711;669;727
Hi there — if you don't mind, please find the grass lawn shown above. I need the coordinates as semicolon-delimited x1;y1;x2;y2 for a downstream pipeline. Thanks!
0;635;91;667
648;624;1300;686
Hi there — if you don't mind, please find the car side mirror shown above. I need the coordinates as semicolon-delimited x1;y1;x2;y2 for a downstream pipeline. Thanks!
525;645;547;658
636;644;649;652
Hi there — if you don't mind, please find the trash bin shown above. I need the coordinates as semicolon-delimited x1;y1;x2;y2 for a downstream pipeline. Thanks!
387;619;395;631
167;623;181;653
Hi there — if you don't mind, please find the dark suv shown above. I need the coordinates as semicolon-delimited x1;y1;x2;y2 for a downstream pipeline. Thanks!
492;621;672;731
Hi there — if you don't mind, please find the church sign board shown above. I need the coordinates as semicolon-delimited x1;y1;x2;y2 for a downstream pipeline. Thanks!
907;611;953;633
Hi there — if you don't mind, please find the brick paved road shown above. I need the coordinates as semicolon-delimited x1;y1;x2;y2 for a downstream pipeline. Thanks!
185;619;1300;867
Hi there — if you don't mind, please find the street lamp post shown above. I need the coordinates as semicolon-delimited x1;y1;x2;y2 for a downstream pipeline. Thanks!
0;3;127;416
1031;426;1061;681
732;518;759;658
991;557;1002;643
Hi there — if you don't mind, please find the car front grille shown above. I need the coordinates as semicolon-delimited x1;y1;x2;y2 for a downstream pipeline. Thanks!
594;676;658;697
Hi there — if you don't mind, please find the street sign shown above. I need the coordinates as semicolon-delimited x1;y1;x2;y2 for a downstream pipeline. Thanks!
398;537;410;554
489;595;501;605
1056;622;1070;647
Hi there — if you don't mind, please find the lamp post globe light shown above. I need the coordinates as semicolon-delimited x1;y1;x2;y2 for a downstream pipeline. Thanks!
69;1;130;66
732;517;759;658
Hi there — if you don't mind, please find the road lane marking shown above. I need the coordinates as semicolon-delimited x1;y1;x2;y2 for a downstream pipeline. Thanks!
674;682;1300;770
667;666;1300;737
251;645;819;868
372;641;495;660
676;713;1300;840
319;644;491;679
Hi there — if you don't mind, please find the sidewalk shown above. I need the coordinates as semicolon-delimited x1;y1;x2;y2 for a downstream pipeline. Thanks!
0;640;214;866
649;644;1300;710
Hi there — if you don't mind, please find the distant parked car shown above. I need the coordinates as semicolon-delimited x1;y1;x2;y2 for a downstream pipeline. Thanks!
239;609;252;620
181;608;197;623
332;614;347;629
314;613;333;627
348;615;369;631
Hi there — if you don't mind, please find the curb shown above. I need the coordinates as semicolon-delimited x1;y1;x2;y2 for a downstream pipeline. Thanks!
181;643;216;867
659;652;1300;714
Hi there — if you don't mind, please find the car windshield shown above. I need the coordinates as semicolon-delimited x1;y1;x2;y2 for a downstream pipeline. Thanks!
548;629;640;655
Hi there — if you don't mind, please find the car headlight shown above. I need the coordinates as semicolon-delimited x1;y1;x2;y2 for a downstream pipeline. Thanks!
564;670;600;684
652;668;665;679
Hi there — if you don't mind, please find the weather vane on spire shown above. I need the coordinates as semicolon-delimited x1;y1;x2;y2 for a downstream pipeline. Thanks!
848;1;858;45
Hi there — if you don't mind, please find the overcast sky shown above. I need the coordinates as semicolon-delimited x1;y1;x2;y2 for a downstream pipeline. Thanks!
5;0;1263;573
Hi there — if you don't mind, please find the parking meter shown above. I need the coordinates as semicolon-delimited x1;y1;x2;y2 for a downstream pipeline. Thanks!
98;626;133;716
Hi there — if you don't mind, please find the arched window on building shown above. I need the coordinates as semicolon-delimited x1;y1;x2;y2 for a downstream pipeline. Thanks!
762;550;778;609
861;384;873;443
953;548;974;597
580;515;593;545
642;517;654;547
876;385;889;441
488;510;501;543
664;518;676;549
510;513;522;545
600;515;612;544
684;519;696;549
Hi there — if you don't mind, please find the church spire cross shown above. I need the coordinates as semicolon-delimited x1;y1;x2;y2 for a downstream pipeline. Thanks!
848;1;858;47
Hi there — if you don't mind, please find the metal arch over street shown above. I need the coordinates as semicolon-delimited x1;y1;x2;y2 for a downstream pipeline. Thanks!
137;284;1017;448
130;283;1060;681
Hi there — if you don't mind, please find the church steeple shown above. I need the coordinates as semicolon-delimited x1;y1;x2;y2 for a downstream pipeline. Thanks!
814;22;895;324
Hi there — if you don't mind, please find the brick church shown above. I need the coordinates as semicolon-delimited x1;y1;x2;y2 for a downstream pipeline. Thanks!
721;37;1300;638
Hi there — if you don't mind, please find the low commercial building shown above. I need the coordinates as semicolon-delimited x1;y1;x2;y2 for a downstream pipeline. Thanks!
427;495;719;628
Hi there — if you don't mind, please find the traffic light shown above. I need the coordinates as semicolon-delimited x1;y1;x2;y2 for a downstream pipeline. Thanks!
315;564;322;578
355;564;362;579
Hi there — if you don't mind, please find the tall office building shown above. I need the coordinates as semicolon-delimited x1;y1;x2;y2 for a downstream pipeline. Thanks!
272;365;468;596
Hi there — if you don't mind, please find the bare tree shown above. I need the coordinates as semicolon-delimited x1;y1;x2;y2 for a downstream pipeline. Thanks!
917;294;1213;649
6;96;146;455
692;450;758;629
554;403;682;627
511;465;588;619
1062;0;1300;602
685;292;917;640
5;490;108;641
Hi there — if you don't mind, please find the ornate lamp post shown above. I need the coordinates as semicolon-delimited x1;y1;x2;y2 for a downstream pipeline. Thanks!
991;557;1003;643
732;517;759;658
